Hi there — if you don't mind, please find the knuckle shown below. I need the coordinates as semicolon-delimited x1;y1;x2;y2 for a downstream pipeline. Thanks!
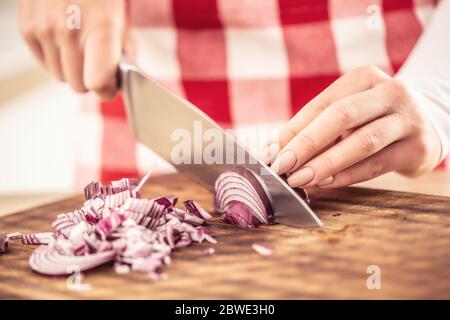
295;133;317;154
311;99;328;114
339;169;354;186
285;123;299;140
332;101;358;125
321;154;337;172
367;157;385;178
353;65;388;84
362;65;380;76
356;130;382;153
37;25;53;39
414;135;428;158
383;79;410;107
357;65;383;78
398;135;432;177
58;25;79;41
387;79;408;97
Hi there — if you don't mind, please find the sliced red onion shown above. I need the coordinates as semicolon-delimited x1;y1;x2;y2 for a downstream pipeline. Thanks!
184;200;212;220
24;174;217;279
21;232;55;245
29;245;115;275
215;167;275;228
214;167;311;228
222;201;262;228
103;189;140;208
154;195;178;209
252;243;273;256
121;198;165;230
95;209;126;238
84;178;139;200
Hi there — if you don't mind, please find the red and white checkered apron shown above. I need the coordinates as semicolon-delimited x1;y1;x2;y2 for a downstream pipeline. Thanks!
75;0;444;187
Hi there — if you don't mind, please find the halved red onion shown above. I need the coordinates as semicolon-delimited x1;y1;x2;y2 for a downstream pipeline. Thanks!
29;245;115;275
215;167;275;228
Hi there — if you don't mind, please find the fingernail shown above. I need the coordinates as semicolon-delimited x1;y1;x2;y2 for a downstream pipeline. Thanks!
317;176;334;186
259;142;280;164
287;167;315;187
270;150;297;175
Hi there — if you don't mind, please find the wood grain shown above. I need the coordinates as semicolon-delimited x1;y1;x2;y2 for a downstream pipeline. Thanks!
0;174;449;299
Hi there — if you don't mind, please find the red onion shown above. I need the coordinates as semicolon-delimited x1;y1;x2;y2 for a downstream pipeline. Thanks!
155;195;178;209
184;200;212;220
4;175;215;278
214;168;310;228
21;232;55;245
214;167;275;228
84;178;139;200
22;176;216;278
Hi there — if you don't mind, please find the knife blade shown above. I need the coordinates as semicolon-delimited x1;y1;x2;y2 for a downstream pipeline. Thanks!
119;58;322;227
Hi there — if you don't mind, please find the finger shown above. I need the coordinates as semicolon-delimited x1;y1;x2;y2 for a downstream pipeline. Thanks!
318;140;409;188
60;40;87;93
83;25;122;99
286;113;411;188
22;34;45;63
272;84;395;174
40;37;64;81
275;66;390;149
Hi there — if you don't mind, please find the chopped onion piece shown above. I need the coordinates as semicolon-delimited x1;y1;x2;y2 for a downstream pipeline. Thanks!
8;175;219;279
184;200;212;220
21;232;55;245
252;243;273;256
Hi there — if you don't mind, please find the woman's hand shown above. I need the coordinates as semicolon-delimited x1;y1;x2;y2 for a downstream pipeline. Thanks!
264;65;442;188
18;0;125;99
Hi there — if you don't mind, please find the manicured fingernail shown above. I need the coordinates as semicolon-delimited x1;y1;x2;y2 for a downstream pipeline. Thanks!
259;142;280;164
270;150;297;175
317;176;334;186
287;167;315;187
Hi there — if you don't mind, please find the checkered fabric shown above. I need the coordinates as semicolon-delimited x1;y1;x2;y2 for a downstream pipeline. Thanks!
75;0;444;186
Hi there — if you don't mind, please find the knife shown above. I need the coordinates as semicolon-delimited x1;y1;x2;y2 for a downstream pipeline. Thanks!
119;58;322;228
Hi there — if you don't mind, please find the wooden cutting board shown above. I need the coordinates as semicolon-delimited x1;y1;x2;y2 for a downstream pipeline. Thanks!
0;173;449;299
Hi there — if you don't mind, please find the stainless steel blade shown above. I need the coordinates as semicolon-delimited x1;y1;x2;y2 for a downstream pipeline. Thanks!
120;59;322;227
